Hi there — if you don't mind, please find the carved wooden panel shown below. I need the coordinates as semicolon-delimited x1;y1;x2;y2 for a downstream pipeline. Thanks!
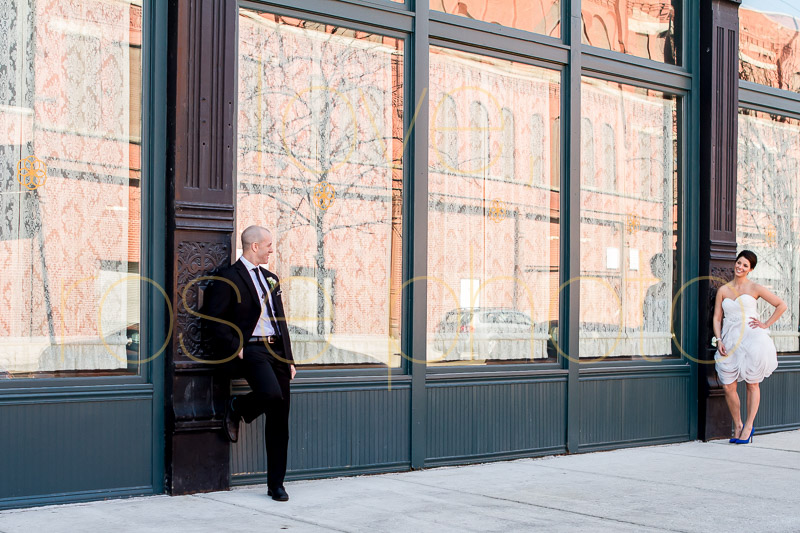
175;239;230;362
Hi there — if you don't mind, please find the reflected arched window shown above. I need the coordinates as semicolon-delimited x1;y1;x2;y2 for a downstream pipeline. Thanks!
581;117;595;187
531;113;544;185
435;94;458;172
583;15;613;50
502;108;515;181
602;123;616;191
470;101;490;177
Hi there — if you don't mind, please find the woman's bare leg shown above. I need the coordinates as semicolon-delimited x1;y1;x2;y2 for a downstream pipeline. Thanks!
741;382;761;438
722;381;744;439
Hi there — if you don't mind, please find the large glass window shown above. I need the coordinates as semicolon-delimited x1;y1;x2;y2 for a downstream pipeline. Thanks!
737;108;800;353
0;1;143;378
236;11;404;367
426;46;561;365
431;0;561;39
579;78;678;360
739;0;800;93
581;0;681;65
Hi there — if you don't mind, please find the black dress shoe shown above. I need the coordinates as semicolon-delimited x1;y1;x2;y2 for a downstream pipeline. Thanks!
267;486;289;501
223;397;241;443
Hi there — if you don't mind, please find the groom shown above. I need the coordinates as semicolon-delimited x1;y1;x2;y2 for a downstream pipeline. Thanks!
202;225;296;501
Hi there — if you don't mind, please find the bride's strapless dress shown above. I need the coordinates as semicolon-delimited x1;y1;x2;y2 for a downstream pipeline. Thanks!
715;294;778;384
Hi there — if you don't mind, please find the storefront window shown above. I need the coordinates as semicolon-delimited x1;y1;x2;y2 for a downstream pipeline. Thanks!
0;1;143;378
426;46;561;365
737;109;800;353
581;0;681;65
236;11;404;367
739;0;800;93
579;78;678;360
431;0;561;39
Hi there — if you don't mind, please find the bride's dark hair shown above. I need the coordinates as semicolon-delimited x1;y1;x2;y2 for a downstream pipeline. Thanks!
737;250;757;270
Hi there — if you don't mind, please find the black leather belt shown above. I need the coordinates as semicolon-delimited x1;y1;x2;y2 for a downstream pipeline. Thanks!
249;335;282;344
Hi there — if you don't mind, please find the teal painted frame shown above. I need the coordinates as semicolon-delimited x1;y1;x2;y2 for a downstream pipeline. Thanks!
566;0;701;448
409;0;430;470
684;0;701;441
140;0;169;494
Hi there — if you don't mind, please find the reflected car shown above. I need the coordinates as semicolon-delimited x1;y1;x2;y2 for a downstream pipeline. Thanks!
433;307;540;360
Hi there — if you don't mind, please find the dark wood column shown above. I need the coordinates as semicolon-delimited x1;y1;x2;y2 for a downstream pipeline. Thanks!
165;0;237;493
698;0;740;441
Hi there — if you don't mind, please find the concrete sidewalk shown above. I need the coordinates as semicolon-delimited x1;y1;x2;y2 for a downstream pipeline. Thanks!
2;430;799;533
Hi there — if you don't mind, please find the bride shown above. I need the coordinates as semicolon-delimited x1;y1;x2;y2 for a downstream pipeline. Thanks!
713;250;787;444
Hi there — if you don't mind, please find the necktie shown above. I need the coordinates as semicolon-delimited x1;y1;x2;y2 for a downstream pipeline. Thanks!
253;268;280;334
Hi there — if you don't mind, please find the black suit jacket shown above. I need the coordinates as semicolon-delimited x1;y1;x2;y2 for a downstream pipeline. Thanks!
201;259;294;363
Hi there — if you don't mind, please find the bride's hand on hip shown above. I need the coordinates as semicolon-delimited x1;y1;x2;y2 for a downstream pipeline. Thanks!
748;318;766;329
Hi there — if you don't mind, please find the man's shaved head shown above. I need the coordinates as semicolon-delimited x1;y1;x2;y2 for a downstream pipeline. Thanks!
241;226;270;249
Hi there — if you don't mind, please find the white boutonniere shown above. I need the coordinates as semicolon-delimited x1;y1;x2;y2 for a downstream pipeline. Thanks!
711;336;718;348
267;276;278;290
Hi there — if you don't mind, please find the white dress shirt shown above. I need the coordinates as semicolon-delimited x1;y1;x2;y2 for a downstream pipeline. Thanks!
239;256;278;336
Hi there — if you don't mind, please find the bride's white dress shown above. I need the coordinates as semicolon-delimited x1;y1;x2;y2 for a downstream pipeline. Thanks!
715;294;778;384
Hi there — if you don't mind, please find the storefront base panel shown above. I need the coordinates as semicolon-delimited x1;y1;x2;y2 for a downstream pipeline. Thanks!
750;360;800;433
232;462;411;486
0;486;154;512
0;395;154;510
230;384;411;478
425;377;567;462
579;370;691;449
424;446;568;468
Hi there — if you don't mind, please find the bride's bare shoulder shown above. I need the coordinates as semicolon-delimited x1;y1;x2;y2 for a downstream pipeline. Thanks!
749;281;769;297
717;283;734;300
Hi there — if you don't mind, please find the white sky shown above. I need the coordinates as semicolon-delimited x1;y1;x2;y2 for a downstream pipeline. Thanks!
741;0;800;19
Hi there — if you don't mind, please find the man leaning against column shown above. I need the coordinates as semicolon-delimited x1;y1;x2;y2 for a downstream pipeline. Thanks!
202;225;296;502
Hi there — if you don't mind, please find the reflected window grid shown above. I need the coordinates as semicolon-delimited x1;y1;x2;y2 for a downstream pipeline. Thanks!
579;77;678;360
1;1;143;378
581;0;681;65
431;0;561;39
737;108;800;353
236;11;405;368
740;0;800;93
427;45;561;365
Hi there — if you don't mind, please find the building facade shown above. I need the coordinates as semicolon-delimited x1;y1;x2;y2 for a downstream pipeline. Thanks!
1;0;799;508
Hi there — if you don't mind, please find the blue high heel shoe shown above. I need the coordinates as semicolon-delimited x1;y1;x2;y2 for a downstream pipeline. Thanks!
734;427;754;444
729;425;745;443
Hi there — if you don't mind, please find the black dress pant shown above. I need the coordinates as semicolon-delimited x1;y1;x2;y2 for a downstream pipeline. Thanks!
228;342;291;490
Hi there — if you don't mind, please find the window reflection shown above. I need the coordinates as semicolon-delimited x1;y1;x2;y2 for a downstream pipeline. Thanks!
737;109;800;352
431;0;561;39
580;78;678;359
582;0;680;65
237;11;404;367
0;0;142;378
740;0;800;93
427;47;561;364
